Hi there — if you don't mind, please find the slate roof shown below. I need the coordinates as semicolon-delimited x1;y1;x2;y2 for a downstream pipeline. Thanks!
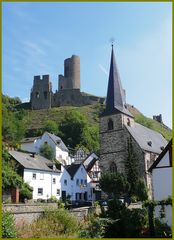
83;153;99;172
148;139;172;172
9;150;60;173
45;132;69;152
103;45;132;117
125;122;168;154
64;164;81;179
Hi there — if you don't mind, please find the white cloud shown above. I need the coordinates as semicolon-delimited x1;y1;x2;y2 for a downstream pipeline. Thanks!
99;64;108;76
23;41;46;56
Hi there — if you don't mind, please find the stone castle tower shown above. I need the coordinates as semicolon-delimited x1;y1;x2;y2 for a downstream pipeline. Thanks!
99;45;167;198
30;55;104;110
30;75;52;110
58;55;80;90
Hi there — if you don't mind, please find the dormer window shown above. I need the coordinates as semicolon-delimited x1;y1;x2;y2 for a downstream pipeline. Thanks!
108;118;114;130
147;141;152;147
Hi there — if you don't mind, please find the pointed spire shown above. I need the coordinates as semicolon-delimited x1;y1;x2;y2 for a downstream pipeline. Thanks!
104;44;132;117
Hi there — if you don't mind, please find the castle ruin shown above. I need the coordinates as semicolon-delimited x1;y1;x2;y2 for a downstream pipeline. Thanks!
30;55;104;110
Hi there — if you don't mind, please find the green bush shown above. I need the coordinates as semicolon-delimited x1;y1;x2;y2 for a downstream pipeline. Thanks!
47;196;58;203
2;211;17;238
19;182;33;202
28;208;79;238
79;217;112;238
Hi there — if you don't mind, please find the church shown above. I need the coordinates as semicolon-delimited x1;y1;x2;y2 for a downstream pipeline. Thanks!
99;45;168;198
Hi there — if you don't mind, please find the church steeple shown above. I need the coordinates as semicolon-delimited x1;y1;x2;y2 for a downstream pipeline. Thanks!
104;44;132;117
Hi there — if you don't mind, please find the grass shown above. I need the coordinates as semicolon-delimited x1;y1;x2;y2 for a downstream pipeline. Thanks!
23;103;171;141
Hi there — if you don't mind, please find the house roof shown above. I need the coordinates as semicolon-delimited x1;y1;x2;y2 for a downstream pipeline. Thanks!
21;137;40;143
83;153;99;172
64;164;81;179
148;139;172;172
9;150;61;173
45;132;69;152
103;45;132;117
125;122;168;154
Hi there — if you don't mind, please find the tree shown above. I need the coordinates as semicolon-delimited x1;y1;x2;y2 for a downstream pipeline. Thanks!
39;144;55;160
99;172;130;198
58;110;88;149
44;120;58;134
135;178;148;201
125;138;139;196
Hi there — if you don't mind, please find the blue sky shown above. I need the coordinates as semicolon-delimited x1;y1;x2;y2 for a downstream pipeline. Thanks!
2;2;172;127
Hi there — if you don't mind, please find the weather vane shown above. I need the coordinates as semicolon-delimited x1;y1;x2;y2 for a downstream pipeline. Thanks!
110;37;115;47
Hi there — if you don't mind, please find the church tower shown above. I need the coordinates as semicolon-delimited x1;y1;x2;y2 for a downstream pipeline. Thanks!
99;44;134;172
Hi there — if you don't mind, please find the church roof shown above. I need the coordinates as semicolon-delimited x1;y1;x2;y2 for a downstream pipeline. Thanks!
125;122;168;154
103;45;132;117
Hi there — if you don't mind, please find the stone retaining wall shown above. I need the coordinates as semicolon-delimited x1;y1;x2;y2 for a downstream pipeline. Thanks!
2;203;57;226
2;203;93;226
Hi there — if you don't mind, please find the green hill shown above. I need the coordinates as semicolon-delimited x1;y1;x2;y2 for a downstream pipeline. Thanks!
23;103;172;141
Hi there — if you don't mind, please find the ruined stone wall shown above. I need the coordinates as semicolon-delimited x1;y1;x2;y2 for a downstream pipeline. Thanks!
31;75;52;110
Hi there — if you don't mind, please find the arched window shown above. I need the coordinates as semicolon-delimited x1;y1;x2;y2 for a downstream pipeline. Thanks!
35;92;40;98
108;118;114;130
127;118;130;126
110;162;117;172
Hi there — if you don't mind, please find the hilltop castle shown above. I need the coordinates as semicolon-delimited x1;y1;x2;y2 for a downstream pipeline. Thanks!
30;55;104;110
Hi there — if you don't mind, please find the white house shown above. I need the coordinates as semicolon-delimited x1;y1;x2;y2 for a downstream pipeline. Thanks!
9;150;92;202
9;150;63;200
62;164;92;202
21;132;71;165
148;139;172;227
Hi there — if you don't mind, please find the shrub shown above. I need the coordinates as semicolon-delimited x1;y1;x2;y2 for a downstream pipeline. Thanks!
47;196;58;203
19;182;33;202
19;208;79;238
2;211;17;238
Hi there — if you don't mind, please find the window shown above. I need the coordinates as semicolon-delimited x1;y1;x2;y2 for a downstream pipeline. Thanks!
44;91;47;99
93;171;98;178
53;178;56;184
59;154;62;159
110;162;117;172
40;173;44;180
38;188;43;195
64;179;67;186
108;118;113;130
44;141;48;144
32;173;36;180
127;118;131;126
81;179;83;185
57;189;60;195
35;92;39;98
76;179;79;186
84;180;87;186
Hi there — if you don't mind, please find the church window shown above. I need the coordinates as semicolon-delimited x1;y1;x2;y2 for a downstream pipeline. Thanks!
44;91;47;99
109;162;117;172
108;118;114;130
127;118;131;126
36;92;40;98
